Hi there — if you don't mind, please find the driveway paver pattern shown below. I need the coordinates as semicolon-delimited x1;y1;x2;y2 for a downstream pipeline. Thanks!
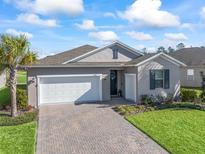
37;103;168;154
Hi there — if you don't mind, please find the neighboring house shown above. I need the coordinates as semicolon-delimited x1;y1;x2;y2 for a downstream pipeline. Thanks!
0;70;6;88
27;41;186;107
170;47;205;88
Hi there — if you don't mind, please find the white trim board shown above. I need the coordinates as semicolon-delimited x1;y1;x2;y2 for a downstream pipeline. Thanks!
125;73;137;102
62;40;144;64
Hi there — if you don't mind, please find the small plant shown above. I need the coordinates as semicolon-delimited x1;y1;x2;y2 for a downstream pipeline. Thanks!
141;94;173;106
17;88;28;110
141;95;152;106
113;105;155;116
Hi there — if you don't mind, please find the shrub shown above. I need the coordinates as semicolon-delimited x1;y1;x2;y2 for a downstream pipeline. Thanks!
141;94;173;106
17;89;28;110
0;111;38;126
141;95;153;106
181;89;198;102
0;87;10;109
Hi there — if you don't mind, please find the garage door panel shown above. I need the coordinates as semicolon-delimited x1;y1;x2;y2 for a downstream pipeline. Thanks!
39;75;101;104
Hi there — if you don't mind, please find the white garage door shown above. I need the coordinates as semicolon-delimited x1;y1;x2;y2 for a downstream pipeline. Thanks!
38;75;102;105
125;74;136;102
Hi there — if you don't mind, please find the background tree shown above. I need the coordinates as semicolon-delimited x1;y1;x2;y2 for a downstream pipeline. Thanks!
167;46;175;53
157;46;167;53
176;43;185;50
0;34;37;117
141;48;147;54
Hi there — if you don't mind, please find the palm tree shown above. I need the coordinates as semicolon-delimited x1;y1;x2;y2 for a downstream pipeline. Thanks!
0;34;37;117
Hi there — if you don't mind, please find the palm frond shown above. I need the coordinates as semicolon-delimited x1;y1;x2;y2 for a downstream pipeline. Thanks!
20;51;38;66
0;34;35;67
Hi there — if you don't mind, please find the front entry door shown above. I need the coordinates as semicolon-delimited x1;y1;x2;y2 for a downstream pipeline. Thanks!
110;70;118;95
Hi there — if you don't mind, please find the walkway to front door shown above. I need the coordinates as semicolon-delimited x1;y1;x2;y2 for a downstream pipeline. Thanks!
36;104;167;154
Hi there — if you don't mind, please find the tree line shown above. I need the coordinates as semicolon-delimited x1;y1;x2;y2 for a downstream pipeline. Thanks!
142;43;205;54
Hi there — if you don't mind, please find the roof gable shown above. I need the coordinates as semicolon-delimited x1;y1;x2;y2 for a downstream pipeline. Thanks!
127;52;187;67
63;40;143;64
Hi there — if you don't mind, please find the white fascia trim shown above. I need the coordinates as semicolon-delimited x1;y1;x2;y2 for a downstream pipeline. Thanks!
135;52;187;67
62;40;143;64
114;40;144;56
37;74;103;78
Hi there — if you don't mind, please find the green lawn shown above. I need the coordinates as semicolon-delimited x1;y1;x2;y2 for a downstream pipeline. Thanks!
0;122;37;154
126;109;205;154
17;71;27;84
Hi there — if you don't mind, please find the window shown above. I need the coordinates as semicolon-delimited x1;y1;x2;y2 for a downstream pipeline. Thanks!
187;69;194;80
155;70;164;88
150;69;170;89
113;49;118;59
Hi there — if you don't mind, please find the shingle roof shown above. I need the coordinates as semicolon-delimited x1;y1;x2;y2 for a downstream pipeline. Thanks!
169;47;205;67
37;45;97;65
126;53;157;65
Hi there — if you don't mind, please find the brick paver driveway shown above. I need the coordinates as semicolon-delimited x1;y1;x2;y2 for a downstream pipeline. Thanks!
37;104;167;154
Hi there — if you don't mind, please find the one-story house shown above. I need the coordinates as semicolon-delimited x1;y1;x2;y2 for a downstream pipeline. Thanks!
0;70;6;88
27;41;186;107
170;47;205;88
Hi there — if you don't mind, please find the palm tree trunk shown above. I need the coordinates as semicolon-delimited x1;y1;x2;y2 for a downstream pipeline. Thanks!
9;66;17;117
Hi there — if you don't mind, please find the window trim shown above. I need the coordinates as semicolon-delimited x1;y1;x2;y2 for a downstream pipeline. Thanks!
187;69;194;80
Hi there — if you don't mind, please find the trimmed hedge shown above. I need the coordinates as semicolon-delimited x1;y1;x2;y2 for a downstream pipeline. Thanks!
181;88;198;102
0;111;38;126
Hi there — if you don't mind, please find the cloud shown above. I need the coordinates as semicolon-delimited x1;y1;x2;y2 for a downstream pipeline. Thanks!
4;0;84;16
104;12;116;18
5;28;33;39
118;0;180;28
165;33;188;41
17;13;57;27
180;23;194;30
89;31;118;42
97;25;125;29
75;19;97;30
201;7;205;18
126;31;153;41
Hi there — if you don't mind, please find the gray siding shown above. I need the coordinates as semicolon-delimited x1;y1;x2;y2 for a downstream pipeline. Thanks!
180;67;205;87
27;67;125;107
137;57;180;101
0;70;6;88
77;45;140;62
